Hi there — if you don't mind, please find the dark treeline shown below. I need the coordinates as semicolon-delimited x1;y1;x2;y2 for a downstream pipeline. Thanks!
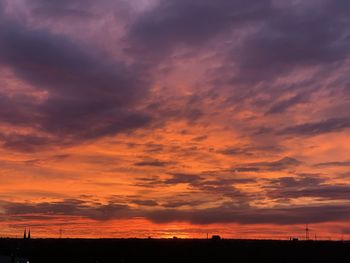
0;238;349;263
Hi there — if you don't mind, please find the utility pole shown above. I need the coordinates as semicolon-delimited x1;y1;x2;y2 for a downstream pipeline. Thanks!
305;224;309;241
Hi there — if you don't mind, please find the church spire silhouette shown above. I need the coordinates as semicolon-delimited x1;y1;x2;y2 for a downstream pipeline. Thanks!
28;227;31;239
23;227;27;239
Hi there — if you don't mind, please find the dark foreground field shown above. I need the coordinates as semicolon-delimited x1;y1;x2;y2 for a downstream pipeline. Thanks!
0;238;349;263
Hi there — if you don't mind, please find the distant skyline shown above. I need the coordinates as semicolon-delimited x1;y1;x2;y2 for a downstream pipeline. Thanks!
0;0;350;239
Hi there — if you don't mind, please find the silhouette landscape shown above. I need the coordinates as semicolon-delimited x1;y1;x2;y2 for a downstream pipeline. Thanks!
1;236;350;263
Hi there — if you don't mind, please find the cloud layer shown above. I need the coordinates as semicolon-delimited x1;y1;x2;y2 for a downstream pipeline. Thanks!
0;0;350;238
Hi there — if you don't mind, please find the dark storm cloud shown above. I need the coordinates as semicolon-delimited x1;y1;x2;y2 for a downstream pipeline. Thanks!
279;117;350;136
0;10;151;151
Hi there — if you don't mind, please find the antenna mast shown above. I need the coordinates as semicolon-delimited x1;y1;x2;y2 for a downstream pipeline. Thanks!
305;224;309;241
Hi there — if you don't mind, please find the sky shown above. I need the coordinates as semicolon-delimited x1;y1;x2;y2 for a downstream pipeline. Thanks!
0;0;350;239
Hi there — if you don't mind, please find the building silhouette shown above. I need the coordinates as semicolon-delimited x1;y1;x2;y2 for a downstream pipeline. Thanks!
211;235;221;241
23;227;31;239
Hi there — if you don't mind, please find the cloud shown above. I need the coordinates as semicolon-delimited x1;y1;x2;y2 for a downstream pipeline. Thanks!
127;0;271;59
266;175;325;188
219;145;282;156
314;161;350;168
214;0;349;123
265;175;350;201
161;199;205;208
270;185;350;201
0;8;151;151
1;0;349;154
138;169;255;206
0;0;5;12
131;199;158;207
219;148;254;157
150;173;254;204
0;133;56;152
136;172;254;206
4;199;350;225
145;204;350;225
126;0;350;124
223;0;350;90
3;199;133;221
164;173;203;185
232;157;301;172
27;0;99;19
279;117;350;136
191;135;208;142
266;93;309;115
134;159;172;167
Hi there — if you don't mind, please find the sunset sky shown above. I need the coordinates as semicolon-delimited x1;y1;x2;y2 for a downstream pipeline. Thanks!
0;0;350;239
